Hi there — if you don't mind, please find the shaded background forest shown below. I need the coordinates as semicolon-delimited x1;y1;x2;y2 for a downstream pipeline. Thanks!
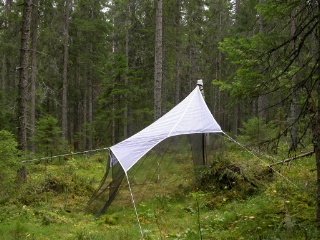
0;0;319;157
1;0;320;237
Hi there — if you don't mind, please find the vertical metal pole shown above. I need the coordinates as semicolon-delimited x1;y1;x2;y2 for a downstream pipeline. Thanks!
197;79;205;239
197;80;207;165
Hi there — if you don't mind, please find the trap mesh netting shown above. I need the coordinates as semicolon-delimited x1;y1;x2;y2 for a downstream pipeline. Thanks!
87;86;222;216
87;133;224;216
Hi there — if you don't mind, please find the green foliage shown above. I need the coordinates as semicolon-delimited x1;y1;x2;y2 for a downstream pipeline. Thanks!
74;229;105;240
33;115;67;156
95;52;154;144
0;130;19;165
0;103;16;132
256;0;299;21
214;35;268;100
103;215;119;225
0;130;20;204
9;222;29;240
34;209;70;225
237;117;278;149
0;143;318;239
195;159;271;210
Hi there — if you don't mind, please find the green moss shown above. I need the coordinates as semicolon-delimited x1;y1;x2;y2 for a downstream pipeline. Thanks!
0;146;318;239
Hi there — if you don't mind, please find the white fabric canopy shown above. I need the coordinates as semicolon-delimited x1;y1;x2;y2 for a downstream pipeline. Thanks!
110;86;222;172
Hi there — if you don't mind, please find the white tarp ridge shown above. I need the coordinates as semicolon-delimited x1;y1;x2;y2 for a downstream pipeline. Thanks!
110;86;222;172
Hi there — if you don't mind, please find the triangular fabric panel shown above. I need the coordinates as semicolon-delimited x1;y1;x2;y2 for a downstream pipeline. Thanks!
110;86;222;173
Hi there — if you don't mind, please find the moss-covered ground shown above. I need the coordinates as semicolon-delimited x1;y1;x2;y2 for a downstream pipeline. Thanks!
0;138;318;239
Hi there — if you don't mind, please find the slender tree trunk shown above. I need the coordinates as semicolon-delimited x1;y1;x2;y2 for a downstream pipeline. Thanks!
1;54;6;103
289;9;298;152
174;58;181;105
124;0;131;139
73;48;81;150
257;0;267;121
83;73;87;150
232;0;241;135
316;71;320;228
216;1;222;123
2;0;12;104
87;4;94;150
62;0;70;140
315;0;320;228
88;62;93;150
111;16;116;145
174;0;181;105
154;0;163;120
30;0;39;152
189;45;196;92
128;1;135;137
17;0;32;151
162;43;167;115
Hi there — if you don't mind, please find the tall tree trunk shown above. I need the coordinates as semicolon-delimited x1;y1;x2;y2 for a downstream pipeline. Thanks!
162;43;167;115
154;0;163;120
257;0;267;121
2;0;13;104
232;0;241;135
316;66;320;228
62;0;70;140
111;15;116;145
216;0;222;124
30;0;39;152
83;72;87;150
174;0;181;105
189;45;197;92
289;9;298;152
315;0;320;228
17;0;32;151
124;0;130;139
1;54;6;104
87;4;94;150
73;48;81;150
88;62;93;150
174;58;181;105
316;67;320;228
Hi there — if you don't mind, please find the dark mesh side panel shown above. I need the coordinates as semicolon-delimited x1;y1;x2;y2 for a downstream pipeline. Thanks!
87;151;125;217
189;133;206;166
89;133;223;216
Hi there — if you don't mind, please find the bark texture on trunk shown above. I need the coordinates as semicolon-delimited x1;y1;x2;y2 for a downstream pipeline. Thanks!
18;0;32;151
62;0;70;140
30;0;39;152
289;9;298;152
316;1;320;227
154;0;163;120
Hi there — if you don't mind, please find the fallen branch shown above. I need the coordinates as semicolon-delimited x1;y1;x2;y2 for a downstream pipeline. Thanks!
268;151;314;167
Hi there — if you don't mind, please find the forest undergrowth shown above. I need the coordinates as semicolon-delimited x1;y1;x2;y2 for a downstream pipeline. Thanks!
0;136;319;239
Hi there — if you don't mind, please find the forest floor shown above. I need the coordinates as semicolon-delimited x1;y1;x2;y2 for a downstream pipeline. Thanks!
0;139;319;239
